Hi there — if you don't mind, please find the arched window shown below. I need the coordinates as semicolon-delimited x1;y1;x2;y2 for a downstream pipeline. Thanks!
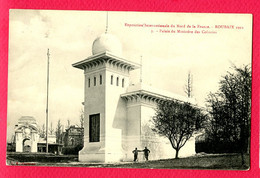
122;78;125;88
116;77;119;86
100;75;102;85
94;77;96;86
111;75;113;85
88;78;90;87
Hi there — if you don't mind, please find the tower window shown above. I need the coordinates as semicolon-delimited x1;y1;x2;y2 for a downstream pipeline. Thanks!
94;77;96;86
116;77;119;86
89;114;100;142
111;75;113;85
100;75;102;85
88;78;90;87
122;78;125;88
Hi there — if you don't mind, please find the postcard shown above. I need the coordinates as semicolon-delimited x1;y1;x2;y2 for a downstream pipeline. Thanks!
6;10;252;170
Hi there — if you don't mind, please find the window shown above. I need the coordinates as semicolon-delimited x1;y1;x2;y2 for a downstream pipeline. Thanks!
89;114;100;142
122;78;125;88
100;75;102;85
88;78;90;87
94;77;96;86
111;75;113;85
116;77;119;86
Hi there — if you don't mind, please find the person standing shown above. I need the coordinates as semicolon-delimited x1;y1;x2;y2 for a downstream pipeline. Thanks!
132;148;140;162
143;147;151;161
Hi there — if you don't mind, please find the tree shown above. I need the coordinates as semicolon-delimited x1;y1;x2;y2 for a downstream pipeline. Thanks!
152;100;207;158
55;119;63;144
49;122;54;135
79;108;84;128
78;108;84;146
39;124;46;138
206;65;251;165
184;71;193;98
67;119;71;129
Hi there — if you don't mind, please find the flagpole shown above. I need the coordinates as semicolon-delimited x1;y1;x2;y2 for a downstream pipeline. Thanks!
140;55;142;83
46;48;50;153
105;11;108;33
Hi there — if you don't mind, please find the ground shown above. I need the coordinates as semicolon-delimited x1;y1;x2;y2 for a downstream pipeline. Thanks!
6;153;249;170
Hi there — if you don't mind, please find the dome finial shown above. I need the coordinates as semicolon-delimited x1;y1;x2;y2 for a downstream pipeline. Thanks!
92;12;123;56
105;11;108;33
92;33;123;56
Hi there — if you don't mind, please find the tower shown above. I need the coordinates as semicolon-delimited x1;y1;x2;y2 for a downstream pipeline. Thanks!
72;33;139;162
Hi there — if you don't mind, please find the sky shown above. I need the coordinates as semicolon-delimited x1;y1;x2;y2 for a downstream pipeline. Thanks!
7;10;252;141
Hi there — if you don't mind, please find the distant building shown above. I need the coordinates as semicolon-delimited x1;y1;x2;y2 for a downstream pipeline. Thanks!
14;116;39;152
11;116;62;154
38;135;62;154
61;125;84;155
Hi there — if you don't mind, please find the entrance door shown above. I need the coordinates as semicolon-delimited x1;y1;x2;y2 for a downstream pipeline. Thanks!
23;139;31;152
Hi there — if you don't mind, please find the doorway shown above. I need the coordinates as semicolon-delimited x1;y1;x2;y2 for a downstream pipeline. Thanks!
23;139;31;152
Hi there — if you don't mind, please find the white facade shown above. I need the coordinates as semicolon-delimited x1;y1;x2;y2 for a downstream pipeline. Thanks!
73;33;196;162
15;116;39;152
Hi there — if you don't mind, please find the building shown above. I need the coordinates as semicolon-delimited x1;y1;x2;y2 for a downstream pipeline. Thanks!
61;125;84;155
13;116;61;154
38;135;62;154
14;116;39;152
72;31;196;162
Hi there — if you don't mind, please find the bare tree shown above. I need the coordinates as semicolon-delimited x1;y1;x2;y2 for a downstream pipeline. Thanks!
152;100;207;158
184;71;193;98
67;119;70;129
40;124;46;138
78;108;85;147
49;122;54;135
80;108;84;128
55;119;62;144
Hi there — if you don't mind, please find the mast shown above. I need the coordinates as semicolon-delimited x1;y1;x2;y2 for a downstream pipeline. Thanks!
46;48;50;153
140;55;143;83
105;11;108;33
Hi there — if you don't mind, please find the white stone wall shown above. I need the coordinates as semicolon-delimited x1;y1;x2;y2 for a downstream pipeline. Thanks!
124;99;196;161
15;132;23;152
79;67;106;162
124;103;142;161
104;68;130;162
15;128;39;153
79;62;130;163
31;132;39;152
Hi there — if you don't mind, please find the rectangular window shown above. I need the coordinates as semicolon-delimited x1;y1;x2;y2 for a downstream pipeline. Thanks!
94;77;96;86
100;75;102;85
111;75;113;85
122;79;124;88
89;114;100;142
116;77;119;86
88;78;90;87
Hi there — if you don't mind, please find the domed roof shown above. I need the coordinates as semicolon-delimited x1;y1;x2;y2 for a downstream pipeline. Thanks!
92;33;122;56
18;116;37;124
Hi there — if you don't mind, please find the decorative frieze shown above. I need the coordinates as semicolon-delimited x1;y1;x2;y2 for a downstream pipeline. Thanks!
121;91;166;107
72;52;140;75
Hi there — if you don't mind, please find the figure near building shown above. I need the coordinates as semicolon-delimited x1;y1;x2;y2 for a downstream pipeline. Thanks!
132;148;140;162
143;147;150;161
132;147;151;162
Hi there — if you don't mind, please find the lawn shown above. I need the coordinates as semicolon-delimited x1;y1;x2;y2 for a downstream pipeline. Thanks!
7;153;249;170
